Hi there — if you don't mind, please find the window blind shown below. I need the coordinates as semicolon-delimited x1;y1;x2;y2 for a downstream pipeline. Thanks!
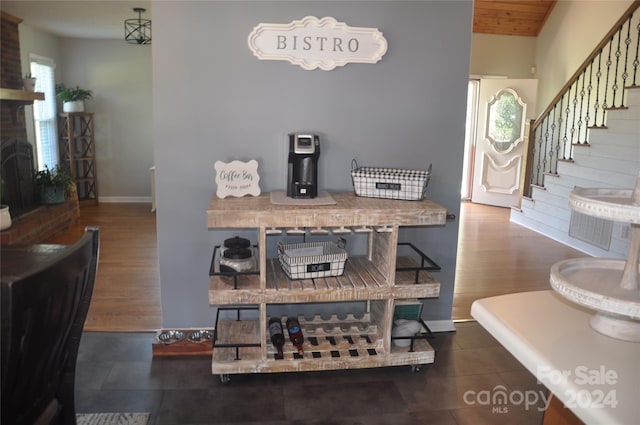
30;55;58;171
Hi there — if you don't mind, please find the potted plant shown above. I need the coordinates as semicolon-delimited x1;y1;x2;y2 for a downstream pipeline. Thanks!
55;84;93;113
23;72;36;92
0;178;11;231
34;165;74;205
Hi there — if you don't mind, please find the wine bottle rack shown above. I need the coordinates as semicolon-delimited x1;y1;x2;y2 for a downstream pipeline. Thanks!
212;307;435;375
206;192;447;381
267;314;382;361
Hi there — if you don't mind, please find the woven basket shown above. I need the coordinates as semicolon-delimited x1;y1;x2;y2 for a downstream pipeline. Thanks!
278;240;348;279
351;160;431;201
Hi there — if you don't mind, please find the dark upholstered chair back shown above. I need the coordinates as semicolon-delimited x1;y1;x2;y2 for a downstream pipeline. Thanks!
1;227;100;425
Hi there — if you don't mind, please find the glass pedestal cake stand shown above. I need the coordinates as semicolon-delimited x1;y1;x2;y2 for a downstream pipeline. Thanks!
550;174;640;342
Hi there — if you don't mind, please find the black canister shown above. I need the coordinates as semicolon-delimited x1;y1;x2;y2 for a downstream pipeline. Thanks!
220;237;256;273
223;236;250;250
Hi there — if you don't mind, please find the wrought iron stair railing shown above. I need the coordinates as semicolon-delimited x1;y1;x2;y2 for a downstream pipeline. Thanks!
526;1;640;196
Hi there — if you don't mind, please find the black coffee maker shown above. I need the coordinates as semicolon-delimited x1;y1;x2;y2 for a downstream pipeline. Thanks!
287;133;320;199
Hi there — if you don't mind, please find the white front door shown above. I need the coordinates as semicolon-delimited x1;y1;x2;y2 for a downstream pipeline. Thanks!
471;78;538;208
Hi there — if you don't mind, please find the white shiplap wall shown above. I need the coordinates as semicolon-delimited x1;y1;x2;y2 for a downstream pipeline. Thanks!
511;88;640;258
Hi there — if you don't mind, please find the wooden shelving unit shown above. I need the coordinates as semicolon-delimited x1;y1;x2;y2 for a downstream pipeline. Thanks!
58;113;98;203
206;192;447;381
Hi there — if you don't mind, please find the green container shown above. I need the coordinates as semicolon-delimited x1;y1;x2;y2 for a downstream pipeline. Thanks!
39;185;65;204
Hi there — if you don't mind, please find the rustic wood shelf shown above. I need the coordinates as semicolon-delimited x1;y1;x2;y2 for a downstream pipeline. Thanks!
210;256;440;304
0;88;44;102
206;192;447;380
207;192;446;229
212;318;262;364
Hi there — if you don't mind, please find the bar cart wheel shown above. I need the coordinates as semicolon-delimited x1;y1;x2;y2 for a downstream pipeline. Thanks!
219;374;231;384
411;364;422;373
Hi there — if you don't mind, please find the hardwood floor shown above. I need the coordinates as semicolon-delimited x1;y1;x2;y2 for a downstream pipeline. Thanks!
48;203;161;332
49;201;586;331
453;202;584;319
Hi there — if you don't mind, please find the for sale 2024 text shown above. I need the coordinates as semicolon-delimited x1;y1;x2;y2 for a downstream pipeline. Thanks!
537;365;619;409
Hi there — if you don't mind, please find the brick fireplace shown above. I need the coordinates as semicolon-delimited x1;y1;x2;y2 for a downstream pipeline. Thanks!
1;11;79;245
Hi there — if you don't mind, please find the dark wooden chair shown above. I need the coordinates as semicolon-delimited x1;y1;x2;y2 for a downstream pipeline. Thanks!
1;227;100;425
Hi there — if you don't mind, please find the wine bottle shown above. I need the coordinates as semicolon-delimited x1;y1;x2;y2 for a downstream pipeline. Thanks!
286;317;304;355
268;317;285;359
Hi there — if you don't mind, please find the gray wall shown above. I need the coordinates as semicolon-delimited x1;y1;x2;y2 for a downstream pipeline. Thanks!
57;38;154;200
153;1;473;328
17;23;153;201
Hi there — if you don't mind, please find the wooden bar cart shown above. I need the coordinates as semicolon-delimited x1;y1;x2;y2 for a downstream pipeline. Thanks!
207;192;447;382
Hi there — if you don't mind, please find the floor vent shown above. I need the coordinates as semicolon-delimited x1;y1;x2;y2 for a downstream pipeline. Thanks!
569;210;613;251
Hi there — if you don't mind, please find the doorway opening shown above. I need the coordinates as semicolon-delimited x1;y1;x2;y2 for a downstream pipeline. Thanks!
460;79;479;201
461;78;538;208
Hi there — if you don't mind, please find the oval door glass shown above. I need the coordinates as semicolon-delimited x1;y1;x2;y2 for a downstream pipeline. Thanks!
486;88;525;152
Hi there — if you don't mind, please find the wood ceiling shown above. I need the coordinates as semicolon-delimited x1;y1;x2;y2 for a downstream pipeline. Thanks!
474;0;557;37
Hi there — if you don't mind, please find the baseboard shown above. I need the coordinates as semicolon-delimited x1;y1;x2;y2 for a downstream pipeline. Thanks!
99;196;152;203
424;319;456;332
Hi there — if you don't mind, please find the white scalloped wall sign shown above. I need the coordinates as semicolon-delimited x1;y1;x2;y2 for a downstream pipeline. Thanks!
214;160;261;198
248;16;388;71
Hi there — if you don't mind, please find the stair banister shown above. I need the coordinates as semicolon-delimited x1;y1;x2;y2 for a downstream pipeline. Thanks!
525;1;640;198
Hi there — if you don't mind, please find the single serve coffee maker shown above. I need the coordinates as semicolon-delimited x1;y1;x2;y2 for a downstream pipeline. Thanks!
287;133;320;199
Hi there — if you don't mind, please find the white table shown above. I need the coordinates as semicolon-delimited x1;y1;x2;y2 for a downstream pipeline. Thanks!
471;290;640;425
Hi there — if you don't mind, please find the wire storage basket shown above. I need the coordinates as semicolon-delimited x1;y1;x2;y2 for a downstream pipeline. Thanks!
278;239;348;279
351;159;432;201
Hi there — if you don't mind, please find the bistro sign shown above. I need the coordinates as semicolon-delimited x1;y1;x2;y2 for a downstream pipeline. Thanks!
248;16;388;71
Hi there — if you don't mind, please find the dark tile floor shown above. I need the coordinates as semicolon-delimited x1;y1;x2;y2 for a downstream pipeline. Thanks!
75;322;548;425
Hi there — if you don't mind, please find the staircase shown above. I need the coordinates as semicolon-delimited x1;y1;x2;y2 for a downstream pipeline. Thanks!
511;87;640;258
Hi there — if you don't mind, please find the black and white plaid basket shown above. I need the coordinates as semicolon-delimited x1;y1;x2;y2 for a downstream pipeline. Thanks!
351;159;432;201
278;239;348;280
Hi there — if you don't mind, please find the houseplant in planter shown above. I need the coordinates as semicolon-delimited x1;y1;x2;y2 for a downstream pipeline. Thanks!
35;165;74;205
55;84;93;112
23;72;36;92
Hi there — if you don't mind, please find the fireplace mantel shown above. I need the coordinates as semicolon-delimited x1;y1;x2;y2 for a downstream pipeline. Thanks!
0;88;44;103
1;88;45;122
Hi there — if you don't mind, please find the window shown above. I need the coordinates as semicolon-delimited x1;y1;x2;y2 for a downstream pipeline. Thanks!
485;88;526;153
30;54;58;171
